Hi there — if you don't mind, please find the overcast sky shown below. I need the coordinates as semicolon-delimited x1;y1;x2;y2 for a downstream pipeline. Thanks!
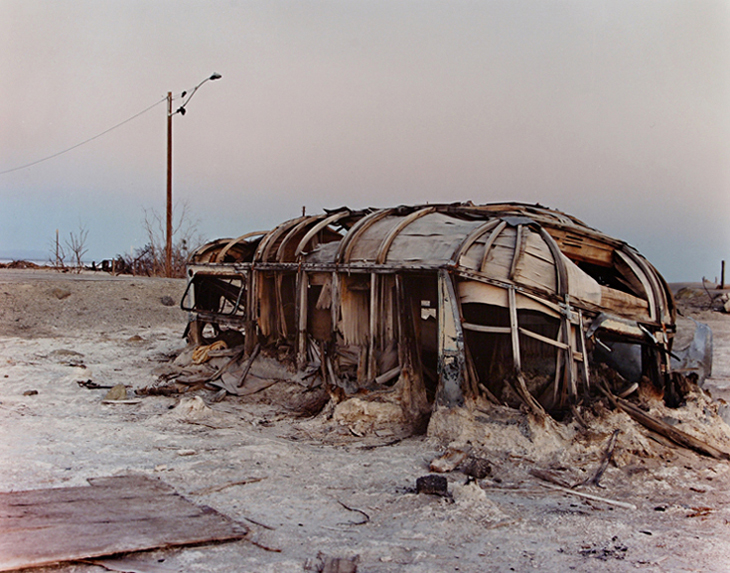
1;0;728;281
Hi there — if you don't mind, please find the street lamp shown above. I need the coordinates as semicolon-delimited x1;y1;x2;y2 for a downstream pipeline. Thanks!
166;72;222;277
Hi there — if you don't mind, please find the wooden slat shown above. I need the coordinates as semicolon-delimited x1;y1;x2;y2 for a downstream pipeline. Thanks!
508;287;521;372
0;475;246;572
518;327;569;350
463;322;512;335
508;224;524;281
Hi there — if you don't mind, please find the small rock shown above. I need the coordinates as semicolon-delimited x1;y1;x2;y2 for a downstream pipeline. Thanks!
49;287;71;300
49;349;84;359
416;474;449;496
430;446;469;473
460;456;492;479
23;390;38;396
103;384;128;401
160;295;175;307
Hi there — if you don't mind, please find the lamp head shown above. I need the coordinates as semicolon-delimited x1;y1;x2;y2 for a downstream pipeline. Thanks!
209;73;222;81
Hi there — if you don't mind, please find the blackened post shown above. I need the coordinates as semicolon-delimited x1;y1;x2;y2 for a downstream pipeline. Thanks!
721;260;726;290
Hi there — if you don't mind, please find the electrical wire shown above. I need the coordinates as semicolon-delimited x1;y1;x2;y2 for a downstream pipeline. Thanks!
0;96;168;176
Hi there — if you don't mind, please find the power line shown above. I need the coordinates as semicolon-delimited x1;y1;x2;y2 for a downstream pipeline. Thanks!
0;96;168;176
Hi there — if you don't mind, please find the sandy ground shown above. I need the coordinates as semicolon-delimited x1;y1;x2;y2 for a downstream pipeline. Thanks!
3;269;730;572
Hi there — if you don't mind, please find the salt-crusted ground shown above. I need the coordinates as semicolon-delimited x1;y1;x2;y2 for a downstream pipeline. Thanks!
2;269;730;572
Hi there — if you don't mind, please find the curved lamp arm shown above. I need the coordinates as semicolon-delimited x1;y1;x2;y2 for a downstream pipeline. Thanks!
172;73;222;116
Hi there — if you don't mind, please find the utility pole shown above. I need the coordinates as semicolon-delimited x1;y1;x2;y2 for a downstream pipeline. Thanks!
166;92;173;278
164;74;221;278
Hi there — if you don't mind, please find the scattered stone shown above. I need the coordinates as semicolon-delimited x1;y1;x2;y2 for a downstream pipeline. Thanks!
160;295;176;307
103;384;128;401
416;474;449;497
23;390;38;396
171;396;212;417
460;456;492;479
429;446;469;473
48;287;71;300
127;335;144;343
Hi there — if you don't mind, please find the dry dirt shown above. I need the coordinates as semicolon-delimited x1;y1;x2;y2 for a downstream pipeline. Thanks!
3;269;730;572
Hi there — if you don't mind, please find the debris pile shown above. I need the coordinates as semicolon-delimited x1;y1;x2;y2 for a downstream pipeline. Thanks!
171;202;720;440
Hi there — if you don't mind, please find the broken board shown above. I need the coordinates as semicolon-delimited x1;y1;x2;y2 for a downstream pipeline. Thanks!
0;474;248;571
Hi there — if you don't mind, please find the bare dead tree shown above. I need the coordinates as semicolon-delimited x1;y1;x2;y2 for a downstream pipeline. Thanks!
48;229;67;271
65;224;89;273
132;202;204;277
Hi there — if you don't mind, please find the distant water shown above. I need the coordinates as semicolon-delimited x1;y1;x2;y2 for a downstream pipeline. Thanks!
0;258;94;266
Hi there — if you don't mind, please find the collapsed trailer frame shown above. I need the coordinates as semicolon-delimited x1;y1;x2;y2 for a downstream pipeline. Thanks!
181;202;676;423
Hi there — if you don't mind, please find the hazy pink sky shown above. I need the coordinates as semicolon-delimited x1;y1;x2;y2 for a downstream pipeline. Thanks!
1;0;728;281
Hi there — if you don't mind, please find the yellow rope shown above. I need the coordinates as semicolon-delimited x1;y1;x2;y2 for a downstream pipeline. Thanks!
192;340;228;364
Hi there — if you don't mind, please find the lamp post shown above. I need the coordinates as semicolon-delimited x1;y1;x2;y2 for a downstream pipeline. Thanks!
166;73;222;277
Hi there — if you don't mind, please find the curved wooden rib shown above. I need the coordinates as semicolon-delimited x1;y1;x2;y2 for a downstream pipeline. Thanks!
294;211;351;259
537;227;568;297
276;215;327;263
255;217;307;263
616;248;660;322
214;231;267;263
336;208;394;264
536;226;574;401
450;218;500;267
478;221;507;273
508;224;525;281
191;239;230;263
375;207;436;264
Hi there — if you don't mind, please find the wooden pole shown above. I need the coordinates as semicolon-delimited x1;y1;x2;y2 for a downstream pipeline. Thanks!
166;91;173;278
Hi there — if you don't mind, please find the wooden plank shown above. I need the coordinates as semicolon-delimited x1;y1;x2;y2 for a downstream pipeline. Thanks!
596;385;730;461
463;322;512;335
508;287;521;372
0;475;246;572
518;327;569;350
545;227;615;267
577;310;591;393
599;285;650;320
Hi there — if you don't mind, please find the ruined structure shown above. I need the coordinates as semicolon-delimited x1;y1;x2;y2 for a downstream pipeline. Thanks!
182;202;678;428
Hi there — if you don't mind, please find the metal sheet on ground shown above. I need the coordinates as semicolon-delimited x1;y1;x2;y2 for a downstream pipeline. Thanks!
0;474;247;571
